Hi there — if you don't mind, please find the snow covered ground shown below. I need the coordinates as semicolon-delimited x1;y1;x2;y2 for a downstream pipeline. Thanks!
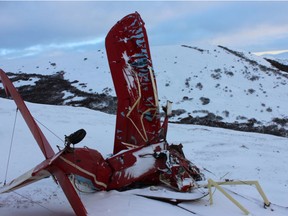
1;45;287;127
0;38;287;215
0;97;287;216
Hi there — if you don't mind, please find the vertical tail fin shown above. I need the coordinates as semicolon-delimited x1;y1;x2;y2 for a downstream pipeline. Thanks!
106;12;162;154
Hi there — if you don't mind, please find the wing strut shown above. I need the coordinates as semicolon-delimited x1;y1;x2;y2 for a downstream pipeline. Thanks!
0;69;88;216
0;69;54;159
51;166;88;216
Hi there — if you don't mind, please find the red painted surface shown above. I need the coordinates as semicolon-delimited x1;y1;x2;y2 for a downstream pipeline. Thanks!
56;148;111;190
106;12;162;154
50;166;88;216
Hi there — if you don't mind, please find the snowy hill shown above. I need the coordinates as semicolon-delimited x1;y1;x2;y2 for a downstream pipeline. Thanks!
262;51;288;65
0;45;287;136
0;97;288;216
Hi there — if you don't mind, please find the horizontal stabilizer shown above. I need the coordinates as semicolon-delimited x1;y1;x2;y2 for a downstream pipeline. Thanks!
0;168;50;194
0;150;65;194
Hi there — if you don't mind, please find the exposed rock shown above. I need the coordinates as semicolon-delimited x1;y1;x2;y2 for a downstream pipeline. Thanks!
0;72;117;114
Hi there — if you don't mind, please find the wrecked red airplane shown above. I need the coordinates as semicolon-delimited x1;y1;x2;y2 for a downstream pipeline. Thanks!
0;12;203;216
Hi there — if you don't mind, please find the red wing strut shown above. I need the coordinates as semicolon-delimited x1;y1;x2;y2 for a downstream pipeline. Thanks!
50;166;88;216
0;69;54;159
106;12;162;154
0;69;88;216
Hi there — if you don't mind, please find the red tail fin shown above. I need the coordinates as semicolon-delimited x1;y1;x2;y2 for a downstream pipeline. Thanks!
106;12;162;154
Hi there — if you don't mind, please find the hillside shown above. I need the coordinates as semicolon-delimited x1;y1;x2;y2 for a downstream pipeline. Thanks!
0;45;287;136
0;97;288;216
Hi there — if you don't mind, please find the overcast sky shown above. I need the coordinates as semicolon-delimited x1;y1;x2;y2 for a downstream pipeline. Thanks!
1;1;288;58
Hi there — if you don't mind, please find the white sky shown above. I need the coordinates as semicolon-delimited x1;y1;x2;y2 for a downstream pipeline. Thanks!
1;1;288;58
